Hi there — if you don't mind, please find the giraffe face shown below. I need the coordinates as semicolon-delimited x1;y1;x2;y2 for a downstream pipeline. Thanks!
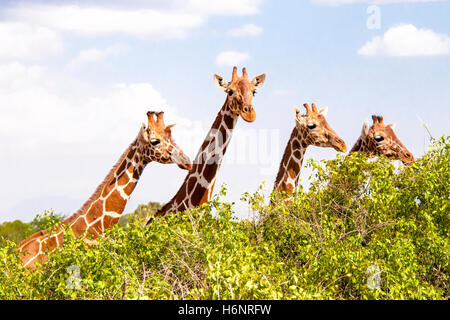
362;115;414;164
139;112;192;170
214;67;266;122
295;103;347;152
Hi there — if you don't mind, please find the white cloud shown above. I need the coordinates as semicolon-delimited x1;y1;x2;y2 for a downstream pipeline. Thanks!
68;44;129;69
5;1;264;39
312;0;447;5
0;62;195;150
216;51;250;67
78;45;128;62
7;5;203;38
358;24;450;56
0;22;63;60
0;62;203;221
227;24;263;37
0;62;45;90
5;0;264;14
186;0;264;15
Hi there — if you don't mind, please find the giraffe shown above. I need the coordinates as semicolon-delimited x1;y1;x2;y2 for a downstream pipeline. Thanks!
147;66;266;222
272;103;347;198
18;111;192;269
349;115;414;164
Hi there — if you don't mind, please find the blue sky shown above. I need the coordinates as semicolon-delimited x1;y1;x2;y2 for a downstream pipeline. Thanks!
0;0;449;222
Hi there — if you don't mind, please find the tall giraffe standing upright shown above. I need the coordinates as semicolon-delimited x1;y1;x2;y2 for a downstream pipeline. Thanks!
18;111;192;269
272;103;347;197
148;67;266;221
350;115;414;164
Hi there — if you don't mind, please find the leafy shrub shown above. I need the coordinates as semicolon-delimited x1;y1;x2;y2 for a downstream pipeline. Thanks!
0;136;448;300
29;210;66;232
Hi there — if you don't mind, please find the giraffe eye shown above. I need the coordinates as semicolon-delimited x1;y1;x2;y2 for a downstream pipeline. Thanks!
375;136;384;142
150;139;161;146
228;89;233;96
252;90;257;97
307;123;316;130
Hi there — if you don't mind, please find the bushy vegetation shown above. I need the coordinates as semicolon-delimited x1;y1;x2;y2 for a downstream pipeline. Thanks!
0;136;448;300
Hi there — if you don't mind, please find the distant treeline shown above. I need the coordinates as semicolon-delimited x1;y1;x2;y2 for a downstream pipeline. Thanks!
0;211;65;245
0;202;162;246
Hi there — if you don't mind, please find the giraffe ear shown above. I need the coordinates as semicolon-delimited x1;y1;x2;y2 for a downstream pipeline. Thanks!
294;106;301;118
318;107;328;117
362;120;370;137
213;74;229;91
165;124;176;135
387;123;396;129
252;73;266;89
140;123;149;142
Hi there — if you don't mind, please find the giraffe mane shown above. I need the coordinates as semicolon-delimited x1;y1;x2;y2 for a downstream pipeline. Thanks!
274;127;298;189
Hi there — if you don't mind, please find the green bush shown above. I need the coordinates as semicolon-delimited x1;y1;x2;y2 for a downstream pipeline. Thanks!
0;136;448;300
29;210;66;232
118;202;161;228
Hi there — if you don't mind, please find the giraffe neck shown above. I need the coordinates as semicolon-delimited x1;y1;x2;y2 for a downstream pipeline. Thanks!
273;126;308;196
65;138;148;237
18;138;149;268
349;136;372;155
154;98;238;218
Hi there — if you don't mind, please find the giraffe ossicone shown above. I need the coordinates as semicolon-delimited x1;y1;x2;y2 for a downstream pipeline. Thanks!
272;103;347;198
148;66;266;221
18;111;192;269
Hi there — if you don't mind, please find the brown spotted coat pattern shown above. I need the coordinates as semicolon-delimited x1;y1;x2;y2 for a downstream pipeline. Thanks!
149;67;266;221
273;103;347;197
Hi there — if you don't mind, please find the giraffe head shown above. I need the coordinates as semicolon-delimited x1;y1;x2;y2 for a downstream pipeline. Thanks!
294;103;347;152
138;111;192;170
213;66;266;122
354;115;414;164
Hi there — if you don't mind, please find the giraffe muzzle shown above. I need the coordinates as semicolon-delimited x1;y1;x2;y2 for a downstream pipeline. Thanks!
241;105;256;122
334;138;347;153
401;151;414;165
172;152;193;171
